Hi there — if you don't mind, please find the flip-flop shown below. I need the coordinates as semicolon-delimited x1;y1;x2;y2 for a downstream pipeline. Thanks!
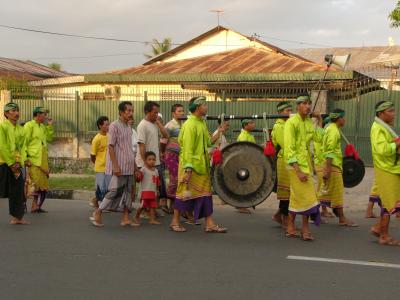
285;231;301;238
169;224;186;232
205;225;227;233
91;220;104;227
379;238;400;246
365;214;377;219
339;222;359;227
302;232;315;241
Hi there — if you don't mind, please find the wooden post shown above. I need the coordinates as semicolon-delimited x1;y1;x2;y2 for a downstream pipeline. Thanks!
74;91;80;158
311;89;328;114
0;90;11;122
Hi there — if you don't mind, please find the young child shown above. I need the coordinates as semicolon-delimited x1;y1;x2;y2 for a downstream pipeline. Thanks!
90;116;110;208
133;151;161;226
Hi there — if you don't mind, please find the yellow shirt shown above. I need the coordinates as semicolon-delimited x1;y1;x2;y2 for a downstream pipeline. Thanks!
91;133;108;173
237;129;256;143
272;118;285;158
284;113;324;174
371;121;400;174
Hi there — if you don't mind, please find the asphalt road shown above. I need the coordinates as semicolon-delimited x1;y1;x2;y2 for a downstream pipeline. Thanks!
1;199;400;300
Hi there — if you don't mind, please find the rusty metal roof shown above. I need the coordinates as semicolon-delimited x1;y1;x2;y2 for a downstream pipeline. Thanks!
0;57;71;80
111;47;326;75
292;46;400;80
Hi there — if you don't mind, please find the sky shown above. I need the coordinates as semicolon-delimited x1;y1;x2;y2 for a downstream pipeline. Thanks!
0;0;399;74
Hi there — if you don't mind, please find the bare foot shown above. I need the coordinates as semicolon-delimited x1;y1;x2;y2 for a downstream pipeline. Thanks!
149;219;161;225
365;212;377;218
370;226;380;237
236;208;252;214
272;214;283;225
10;218;30;225
321;211;335;218
120;220;132;226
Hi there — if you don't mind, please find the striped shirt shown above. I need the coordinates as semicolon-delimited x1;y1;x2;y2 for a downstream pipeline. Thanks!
106;119;135;176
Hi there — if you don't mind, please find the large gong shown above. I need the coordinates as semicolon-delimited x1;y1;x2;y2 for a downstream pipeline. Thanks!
212;142;276;208
343;157;365;188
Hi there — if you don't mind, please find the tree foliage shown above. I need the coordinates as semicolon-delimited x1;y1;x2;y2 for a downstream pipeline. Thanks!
144;38;172;59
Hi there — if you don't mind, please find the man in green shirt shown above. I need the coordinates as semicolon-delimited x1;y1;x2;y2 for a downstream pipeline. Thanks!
284;95;323;241
319;109;357;227
237;119;256;143
235;119;256;214
169;96;227;233
369;101;400;246
0;103;29;225
271;101;292;227
24;106;54;213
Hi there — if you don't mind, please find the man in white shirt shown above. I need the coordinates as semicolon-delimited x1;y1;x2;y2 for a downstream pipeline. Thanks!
135;101;169;209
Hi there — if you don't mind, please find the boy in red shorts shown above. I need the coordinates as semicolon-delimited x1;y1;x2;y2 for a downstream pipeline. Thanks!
133;151;161;225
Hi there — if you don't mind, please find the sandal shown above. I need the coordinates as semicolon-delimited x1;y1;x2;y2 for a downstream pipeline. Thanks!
302;232;315;241
205;225;227;233
339;222;359;227
379;237;400;246
169;224;186;232
285;231;301;238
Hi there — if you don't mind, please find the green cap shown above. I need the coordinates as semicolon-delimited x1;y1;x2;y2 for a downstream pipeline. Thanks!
33;106;49;114
375;101;394;113
295;95;311;104
241;119;254;127
4;102;19;112
277;101;292;112
329;111;345;120
188;96;206;112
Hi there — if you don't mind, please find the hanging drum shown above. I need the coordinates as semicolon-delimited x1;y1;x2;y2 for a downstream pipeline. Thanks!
342;156;365;188
212;142;276;208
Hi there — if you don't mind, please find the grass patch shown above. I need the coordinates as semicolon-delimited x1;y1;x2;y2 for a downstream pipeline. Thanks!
49;176;95;191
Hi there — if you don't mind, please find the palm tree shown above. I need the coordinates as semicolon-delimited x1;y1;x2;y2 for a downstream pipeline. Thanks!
144;38;172;59
48;62;62;71
389;1;400;28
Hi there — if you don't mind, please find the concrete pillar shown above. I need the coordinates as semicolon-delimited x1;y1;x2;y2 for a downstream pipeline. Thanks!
0;90;11;121
311;89;328;114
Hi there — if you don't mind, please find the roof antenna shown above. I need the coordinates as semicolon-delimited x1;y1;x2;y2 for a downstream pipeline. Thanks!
209;9;224;27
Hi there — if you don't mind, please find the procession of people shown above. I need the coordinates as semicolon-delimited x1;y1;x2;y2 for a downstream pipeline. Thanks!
1;95;400;245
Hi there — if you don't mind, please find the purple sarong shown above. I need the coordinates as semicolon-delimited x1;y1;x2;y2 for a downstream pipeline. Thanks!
174;196;213;221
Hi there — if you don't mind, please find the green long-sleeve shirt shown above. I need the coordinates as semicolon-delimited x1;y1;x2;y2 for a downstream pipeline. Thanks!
24;120;54;166
237;129;256;143
0;119;26;167
284;113;324;174
371;121;400;174
271;118;285;158
178;115;211;175
322;122;343;170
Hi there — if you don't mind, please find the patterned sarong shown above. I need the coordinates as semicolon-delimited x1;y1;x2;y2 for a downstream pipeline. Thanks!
165;150;179;200
276;157;290;201
317;166;344;208
375;167;400;215
28;148;49;192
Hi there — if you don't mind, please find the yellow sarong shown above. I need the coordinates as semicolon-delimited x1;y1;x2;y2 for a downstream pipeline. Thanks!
276;157;290;201
369;178;380;203
288;168;319;213
375;167;400;214
175;166;212;201
28;148;49;192
317;166;343;208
